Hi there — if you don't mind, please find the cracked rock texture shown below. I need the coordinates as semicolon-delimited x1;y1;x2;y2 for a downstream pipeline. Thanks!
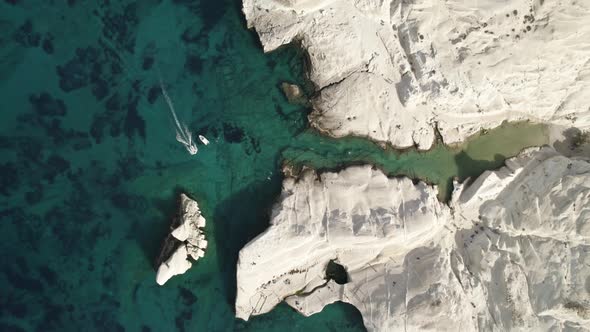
243;0;590;149
156;193;207;285
236;148;590;331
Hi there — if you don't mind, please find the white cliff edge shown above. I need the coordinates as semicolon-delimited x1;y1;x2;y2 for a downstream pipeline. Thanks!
156;194;208;286
243;0;590;149
236;148;590;331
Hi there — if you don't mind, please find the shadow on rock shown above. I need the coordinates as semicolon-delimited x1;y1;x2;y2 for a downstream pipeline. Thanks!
553;127;590;158
450;151;506;200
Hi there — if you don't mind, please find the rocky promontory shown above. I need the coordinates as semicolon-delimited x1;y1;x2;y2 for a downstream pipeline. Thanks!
236;147;590;330
243;0;590;149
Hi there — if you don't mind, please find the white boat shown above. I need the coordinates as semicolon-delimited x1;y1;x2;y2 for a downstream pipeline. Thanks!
198;135;210;145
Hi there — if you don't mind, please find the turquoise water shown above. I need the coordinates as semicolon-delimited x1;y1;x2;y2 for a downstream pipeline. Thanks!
0;1;364;331
0;1;549;331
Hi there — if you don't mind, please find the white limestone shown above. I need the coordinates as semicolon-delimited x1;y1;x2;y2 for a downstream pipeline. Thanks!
243;0;590;149
156;245;192;286
156;194;207;285
236;148;590;331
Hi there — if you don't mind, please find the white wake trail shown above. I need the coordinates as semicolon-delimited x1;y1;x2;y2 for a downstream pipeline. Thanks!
158;73;198;155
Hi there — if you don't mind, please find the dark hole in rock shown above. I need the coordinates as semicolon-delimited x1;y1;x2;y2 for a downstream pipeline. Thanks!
325;260;349;285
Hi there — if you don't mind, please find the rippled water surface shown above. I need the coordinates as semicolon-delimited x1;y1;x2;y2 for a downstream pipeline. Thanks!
0;1;548;331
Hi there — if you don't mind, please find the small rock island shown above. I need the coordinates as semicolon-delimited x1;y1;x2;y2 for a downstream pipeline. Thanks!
156;193;207;285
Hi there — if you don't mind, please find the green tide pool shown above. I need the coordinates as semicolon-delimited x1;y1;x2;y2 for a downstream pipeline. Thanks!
0;1;548;331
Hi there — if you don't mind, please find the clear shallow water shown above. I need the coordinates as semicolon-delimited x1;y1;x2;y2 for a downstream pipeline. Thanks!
284;122;549;201
0;1;548;331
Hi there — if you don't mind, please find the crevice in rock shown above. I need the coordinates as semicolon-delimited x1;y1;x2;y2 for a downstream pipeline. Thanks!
326;260;349;285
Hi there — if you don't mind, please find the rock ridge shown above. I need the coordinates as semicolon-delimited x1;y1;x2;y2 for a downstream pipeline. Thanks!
236;147;590;331
156;193;208;285
243;0;590;149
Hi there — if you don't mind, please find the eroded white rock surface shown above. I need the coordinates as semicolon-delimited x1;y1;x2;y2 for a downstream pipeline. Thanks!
236;148;590;331
156;194;207;285
243;0;590;148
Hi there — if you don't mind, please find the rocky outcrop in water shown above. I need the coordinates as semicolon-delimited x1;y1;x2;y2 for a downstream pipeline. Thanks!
280;82;307;106
236;147;590;331
156;193;207;285
243;0;590;149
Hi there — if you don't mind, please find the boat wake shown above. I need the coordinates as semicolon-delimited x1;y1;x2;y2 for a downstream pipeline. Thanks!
158;73;198;155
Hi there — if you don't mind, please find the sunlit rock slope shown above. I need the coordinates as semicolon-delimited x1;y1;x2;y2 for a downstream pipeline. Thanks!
236;147;590;331
243;0;590;149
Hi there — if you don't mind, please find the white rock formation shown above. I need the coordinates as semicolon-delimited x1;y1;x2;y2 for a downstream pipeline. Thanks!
236;148;590;331
281;82;307;105
156;245;193;287
156;194;207;285
243;0;590;149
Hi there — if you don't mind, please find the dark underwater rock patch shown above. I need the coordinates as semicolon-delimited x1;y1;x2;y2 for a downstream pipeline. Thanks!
181;25;205;45
90;117;108;143
178;287;198;306
0;323;26;332
1;208;42;252
142;56;154;70
15;137;43;164
29;92;67;117
42;34;55;55
198;0;227;31
19;93;92;148
40;196;96;256
46;120;90;147
173;0;226;32
90;91;146;143
34;296;76;332
13;19;41;48
56;46;100;92
1;297;28;319
250;136;261;153
116;154;144;180
185;54;203;75
222;123;244;143
147;86;159;104
99;3;139;53
4;264;44;293
0;162;19;196
24;184;43;204
92;77;110;100
123;97;146;140
43;154;71;183
175;309;192;332
38;265;58;285
71;133;93;151
90;93;132;144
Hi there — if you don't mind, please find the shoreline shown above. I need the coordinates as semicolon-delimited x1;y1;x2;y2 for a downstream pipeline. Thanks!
280;120;552;202
243;0;590;150
236;146;590;330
